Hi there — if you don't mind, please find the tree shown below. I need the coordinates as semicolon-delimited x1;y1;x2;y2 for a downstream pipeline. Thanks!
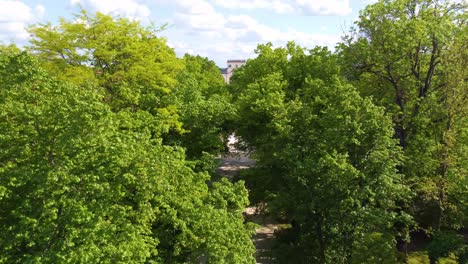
231;42;409;263
338;0;467;231
0;45;254;264
28;10;183;134
165;55;235;165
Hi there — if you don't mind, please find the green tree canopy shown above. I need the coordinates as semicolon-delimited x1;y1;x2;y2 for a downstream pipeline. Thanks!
166;54;235;164
28;12;237;172
231;42;409;263
338;0;467;231
28;10;182;135
0;44;254;264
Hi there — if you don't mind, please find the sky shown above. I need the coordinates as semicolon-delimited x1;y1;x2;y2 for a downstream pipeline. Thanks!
0;0;375;66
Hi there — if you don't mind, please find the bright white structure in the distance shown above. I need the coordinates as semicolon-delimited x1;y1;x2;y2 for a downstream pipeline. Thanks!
220;59;246;84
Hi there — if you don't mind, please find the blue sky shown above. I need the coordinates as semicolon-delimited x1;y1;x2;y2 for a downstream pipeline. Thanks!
0;0;375;66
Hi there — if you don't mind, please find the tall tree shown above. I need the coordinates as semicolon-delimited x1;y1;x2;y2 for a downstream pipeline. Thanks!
338;0;467;231
28;10;182;134
231;42;409;263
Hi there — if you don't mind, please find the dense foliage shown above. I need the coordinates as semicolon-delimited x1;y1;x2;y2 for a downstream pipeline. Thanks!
231;43;410;263
0;0;466;263
166;54;235;164
0;12;254;263
339;0;467;233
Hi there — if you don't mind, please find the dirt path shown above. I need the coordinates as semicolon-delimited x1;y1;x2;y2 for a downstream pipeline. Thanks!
245;208;278;264
217;145;277;264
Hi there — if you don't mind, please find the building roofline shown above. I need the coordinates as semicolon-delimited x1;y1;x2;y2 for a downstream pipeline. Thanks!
227;59;246;63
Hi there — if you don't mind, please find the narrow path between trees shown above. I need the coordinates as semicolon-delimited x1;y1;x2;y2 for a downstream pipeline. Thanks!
217;139;278;264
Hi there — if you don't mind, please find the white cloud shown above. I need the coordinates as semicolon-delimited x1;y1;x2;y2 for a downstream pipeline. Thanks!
220;14;340;47
167;40;195;55
176;0;217;14
174;11;224;31
271;0;296;14
0;0;33;22
35;4;46;18
212;0;352;16
170;0;225;31
225;15;281;42
294;0;352;15
0;0;45;44
213;0;294;14
163;0;340;66
70;0;151;20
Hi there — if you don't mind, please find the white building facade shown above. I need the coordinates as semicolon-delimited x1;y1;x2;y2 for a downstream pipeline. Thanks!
220;59;246;84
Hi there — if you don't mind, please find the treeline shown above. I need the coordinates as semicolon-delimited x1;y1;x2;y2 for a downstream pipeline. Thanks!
0;0;466;264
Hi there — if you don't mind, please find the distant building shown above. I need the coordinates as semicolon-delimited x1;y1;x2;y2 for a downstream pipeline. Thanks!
220;59;246;84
